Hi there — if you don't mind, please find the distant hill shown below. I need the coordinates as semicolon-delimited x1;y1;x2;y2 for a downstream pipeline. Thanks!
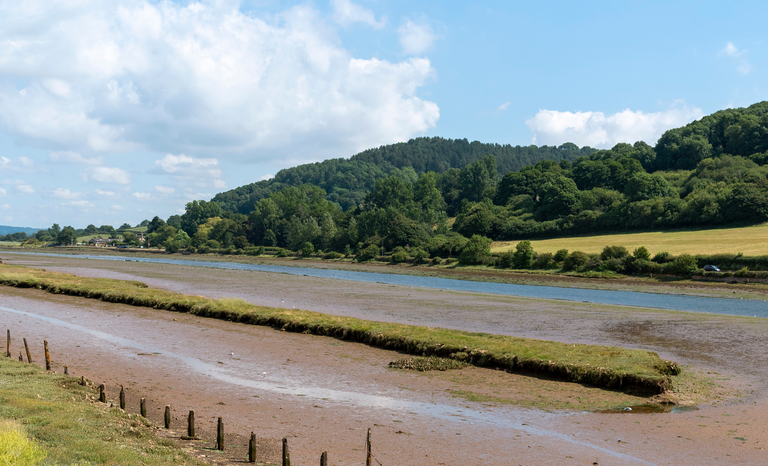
0;225;43;236
213;137;596;214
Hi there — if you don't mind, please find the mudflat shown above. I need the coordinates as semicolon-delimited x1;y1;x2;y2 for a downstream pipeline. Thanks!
2;251;768;464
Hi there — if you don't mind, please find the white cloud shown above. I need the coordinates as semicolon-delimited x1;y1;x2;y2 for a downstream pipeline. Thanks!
497;102;510;111
719;42;750;75
52;188;81;199
155;186;175;194
0;1;438;161
154;154;227;189
0;204;8;210
0;156;40;173
332;0;385;29
720;42;745;57
49;151;101;164
132;192;151;200
17;184;35;194
525;103;704;148
86;166;131;184
95;189;115;196
111;204;124;210
259;174;274;181
398;18;437;55
0;188;6;196
67;200;94;207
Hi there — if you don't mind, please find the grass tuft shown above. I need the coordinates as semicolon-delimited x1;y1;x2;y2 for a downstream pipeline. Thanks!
389;356;468;371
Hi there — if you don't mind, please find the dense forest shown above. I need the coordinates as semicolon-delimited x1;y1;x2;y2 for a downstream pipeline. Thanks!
27;102;768;267
212;138;596;213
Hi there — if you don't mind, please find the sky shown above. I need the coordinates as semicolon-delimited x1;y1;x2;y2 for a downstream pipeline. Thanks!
0;0;765;229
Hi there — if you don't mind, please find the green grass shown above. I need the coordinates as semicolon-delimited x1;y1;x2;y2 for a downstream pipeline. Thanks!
0;264;680;394
491;222;768;256
0;358;203;465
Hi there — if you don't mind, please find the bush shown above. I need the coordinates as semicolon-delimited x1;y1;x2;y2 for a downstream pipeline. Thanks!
186;246;197;254
601;257;626;273
735;266;751;277
562;251;589;271
652;251;672;263
206;239;221;249
431;257;442;265
633;259;665;274
0;420;47;466
513;240;535;268
276;248;291;257
391;251;409;263
633;246;651;261
324;251;343;259
601;245;629;260
411;247;430;264
498;250;514;268
666;254;698;278
245;246;264;256
553;248;569;262
197;245;210;254
164;242;180;253
533;252;554;269
301;242;315;257
356;244;381;262
458;235;493;265
344;244;352;257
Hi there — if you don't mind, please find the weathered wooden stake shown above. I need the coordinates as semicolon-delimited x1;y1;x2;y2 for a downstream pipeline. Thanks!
248;432;256;463
44;340;51;370
140;398;147;417
366;428;372;466
6;329;9;358
18;351;22;362
64;365;68;375
320;451;328;466
282;437;290;466
119;386;125;409
23;338;32;364
80;376;86;386
164;405;171;429
187;410;195;438
216;417;224;450
99;384;106;403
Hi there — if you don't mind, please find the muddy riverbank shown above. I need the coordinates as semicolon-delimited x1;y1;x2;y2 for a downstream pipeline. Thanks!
3;253;768;464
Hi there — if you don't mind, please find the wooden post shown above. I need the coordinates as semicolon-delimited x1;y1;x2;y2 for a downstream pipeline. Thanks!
282;437;290;466
366;428;372;466
64;365;68;375
80;376;86;386
187;410;195;438
23;338;32;364
140;398;146;417
248;432;256;463
164;406;171;429
44;340;51;370
217;417;224;451
99;384;106;403
320;451;327;466
6;329;9;358
18;351;22;362
119;386;125;410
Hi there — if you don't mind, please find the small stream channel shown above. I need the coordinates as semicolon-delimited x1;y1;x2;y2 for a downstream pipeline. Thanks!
4;251;768;317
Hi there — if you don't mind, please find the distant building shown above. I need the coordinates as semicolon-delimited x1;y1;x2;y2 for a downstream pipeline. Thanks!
88;238;118;247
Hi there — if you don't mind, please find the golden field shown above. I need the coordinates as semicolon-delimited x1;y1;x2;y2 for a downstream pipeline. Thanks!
491;223;768;256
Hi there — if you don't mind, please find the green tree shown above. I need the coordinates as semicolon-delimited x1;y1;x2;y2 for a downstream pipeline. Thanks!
458;234;492;265
301;242;315;257
147;216;166;234
180;200;222;236
57;226;77;245
536;174;580;220
633;246;651;261
624;173;672;201
512;240;534;268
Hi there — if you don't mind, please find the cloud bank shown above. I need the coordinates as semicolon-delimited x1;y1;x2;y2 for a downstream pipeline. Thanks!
0;0;438;161
525;103;704;148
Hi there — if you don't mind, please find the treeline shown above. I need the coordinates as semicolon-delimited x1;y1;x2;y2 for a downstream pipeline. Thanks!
212;137;595;214
13;222;148;245
128;101;768;262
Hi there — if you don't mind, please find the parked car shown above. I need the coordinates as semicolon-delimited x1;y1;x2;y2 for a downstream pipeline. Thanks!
703;265;721;272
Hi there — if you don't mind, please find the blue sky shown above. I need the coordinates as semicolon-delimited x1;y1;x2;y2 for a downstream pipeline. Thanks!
0;0;765;229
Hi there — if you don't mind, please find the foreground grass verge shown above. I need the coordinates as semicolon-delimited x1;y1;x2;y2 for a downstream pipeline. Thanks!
0;263;680;394
0;357;203;465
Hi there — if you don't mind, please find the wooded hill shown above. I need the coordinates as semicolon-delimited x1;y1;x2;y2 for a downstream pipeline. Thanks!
212;138;596;213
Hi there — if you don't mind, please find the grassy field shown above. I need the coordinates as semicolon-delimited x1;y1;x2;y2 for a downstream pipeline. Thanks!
0;263;681;394
492;223;768;256
0;357;203;465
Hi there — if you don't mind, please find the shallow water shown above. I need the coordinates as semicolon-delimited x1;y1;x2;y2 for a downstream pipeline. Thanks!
6;251;768;317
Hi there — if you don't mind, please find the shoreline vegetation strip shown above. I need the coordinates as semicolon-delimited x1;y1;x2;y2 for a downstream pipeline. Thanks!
0;263;679;394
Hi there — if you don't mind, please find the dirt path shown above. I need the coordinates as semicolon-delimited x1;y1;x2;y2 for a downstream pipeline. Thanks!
2;253;768;464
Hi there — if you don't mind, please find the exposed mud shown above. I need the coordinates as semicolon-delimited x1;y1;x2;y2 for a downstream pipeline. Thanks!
3;252;768;464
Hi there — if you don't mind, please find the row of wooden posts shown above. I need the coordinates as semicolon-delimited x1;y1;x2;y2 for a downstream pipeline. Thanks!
6;330;378;466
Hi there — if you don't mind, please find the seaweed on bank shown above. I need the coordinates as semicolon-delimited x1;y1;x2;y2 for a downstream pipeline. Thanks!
0;264;680;394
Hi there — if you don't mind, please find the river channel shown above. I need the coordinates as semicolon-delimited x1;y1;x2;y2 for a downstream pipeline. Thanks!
4;251;768;317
